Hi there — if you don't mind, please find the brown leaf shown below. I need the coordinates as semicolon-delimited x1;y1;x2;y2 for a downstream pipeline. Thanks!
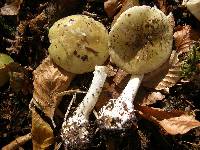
31;107;54;149
137;105;184;120
0;0;23;15
174;25;193;54
142;51;182;92
95;66;129;110
7;62;33;95
136;88;165;106
113;68;129;85
156;0;167;14
104;0;123;18
137;105;200;135
159;115;200;135
2;133;32;150
33;56;75;118
112;0;139;26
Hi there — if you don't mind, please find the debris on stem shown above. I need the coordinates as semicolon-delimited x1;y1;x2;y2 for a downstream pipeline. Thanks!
61;66;108;149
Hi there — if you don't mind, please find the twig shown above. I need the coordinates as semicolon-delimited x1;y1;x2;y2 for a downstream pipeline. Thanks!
2;133;32;150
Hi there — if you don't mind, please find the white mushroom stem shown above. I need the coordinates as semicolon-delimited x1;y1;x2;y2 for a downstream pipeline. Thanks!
61;66;108;149
117;74;143;108
74;65;108;119
98;74;143;129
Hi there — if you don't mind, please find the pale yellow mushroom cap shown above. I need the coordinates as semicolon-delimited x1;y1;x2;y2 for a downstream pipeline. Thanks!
109;6;173;74
48;15;109;74
186;0;200;21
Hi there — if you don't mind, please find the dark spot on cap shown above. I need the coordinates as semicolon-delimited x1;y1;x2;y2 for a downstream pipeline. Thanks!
69;19;75;24
81;55;88;61
73;50;77;55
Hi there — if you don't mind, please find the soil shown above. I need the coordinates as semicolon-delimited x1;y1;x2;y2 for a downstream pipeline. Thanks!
0;0;200;150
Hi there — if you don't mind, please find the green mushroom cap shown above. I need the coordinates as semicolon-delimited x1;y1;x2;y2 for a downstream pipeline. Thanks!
0;53;14;87
48;15;109;74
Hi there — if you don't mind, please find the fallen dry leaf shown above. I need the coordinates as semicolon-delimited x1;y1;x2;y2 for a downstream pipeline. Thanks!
136;105;184;120
112;0;139;26
143;51;182;92
174;25;193;54
32;56;74;119
95;66;129;110
159;115;200;135
6;62;33;95
104;0;123;17
136;89;165;106
31;107;54;149
113;68;129;85
0;0;23;15
2;133;32;150
156;0;167;14
137;105;200;135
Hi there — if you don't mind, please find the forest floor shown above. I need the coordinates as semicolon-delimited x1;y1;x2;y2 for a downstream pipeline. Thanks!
0;0;200;150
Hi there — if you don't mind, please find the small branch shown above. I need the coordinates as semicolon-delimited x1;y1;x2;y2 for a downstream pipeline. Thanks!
2;133;32;150
55;89;87;97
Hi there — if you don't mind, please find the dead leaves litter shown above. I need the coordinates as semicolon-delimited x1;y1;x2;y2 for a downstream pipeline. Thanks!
104;0;123;17
31;107;54;149
32;56;74;119
0;0;23;15
159;115;200;135
174;25;193;55
137;105;200;135
111;0;139;26
143;51;182;92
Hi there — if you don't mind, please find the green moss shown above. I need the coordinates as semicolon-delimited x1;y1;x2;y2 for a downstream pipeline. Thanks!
181;43;200;78
0;53;14;87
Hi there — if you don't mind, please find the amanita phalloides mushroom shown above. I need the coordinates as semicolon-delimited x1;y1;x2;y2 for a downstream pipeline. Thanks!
0;53;14;87
98;6;174;129
48;15;109;149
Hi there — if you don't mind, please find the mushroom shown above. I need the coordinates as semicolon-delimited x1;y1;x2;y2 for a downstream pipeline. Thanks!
0;53;14;87
186;0;200;21
48;15;109;149
48;15;109;74
98;6;174;129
